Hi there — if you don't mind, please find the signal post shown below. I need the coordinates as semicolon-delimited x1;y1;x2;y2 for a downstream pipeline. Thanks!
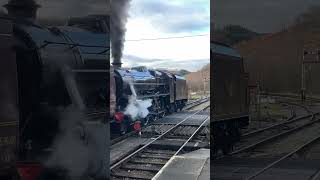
301;48;320;101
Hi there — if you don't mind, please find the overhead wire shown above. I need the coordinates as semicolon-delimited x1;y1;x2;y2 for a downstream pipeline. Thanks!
125;34;209;42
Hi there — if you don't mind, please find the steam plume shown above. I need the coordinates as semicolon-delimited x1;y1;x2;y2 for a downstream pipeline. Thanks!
44;107;108;179
111;0;131;67
124;95;152;121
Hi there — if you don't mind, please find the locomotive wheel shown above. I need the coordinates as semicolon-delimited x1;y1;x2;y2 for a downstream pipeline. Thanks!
119;122;128;135
171;104;177;113
222;144;232;155
142;117;150;126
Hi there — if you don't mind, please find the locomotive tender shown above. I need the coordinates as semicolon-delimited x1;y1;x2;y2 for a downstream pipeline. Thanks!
0;12;109;180
110;66;188;134
211;41;250;155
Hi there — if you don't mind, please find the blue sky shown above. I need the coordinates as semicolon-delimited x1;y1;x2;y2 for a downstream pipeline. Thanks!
122;0;210;72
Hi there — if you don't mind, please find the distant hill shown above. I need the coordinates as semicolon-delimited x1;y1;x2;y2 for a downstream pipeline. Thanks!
212;25;262;46
236;25;320;94
169;69;191;76
235;5;320;95
155;68;191;77
185;63;210;92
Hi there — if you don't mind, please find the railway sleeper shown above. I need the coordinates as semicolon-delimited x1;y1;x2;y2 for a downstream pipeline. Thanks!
111;169;155;180
121;163;163;172
138;152;172;159
129;158;167;165
142;148;175;155
145;140;209;150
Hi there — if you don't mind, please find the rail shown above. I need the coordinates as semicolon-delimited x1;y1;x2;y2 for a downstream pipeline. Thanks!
111;98;210;146
184;97;210;111
245;127;320;180
110;104;210;174
231;113;317;155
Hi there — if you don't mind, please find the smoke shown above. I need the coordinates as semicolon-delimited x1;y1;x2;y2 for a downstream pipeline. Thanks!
110;0;131;66
44;107;108;179
124;95;152;121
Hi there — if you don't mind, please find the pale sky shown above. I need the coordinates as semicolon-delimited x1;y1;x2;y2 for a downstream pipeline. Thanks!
122;0;210;72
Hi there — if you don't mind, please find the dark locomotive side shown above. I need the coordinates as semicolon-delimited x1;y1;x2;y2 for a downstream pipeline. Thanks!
211;41;250;155
0;2;109;179
110;66;188;134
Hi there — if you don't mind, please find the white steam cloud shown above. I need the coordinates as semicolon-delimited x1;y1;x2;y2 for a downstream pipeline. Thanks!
124;95;152;121
45;107;108;179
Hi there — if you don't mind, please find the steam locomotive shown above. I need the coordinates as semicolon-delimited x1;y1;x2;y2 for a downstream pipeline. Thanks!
110;66;188;134
0;14;109;179
211;41;250;156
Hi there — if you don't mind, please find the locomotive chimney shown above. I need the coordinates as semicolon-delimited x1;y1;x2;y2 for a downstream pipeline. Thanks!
3;0;40;21
112;59;122;68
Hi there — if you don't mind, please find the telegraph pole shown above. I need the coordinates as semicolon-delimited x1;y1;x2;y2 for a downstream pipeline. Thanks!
201;71;205;98
301;50;305;101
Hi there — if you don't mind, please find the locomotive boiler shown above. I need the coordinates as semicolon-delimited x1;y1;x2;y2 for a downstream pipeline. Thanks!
0;12;109;180
110;66;188;134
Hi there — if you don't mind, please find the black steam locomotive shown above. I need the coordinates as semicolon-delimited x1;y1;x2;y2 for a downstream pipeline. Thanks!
211;41;250;156
0;14;109;179
110;66;188;134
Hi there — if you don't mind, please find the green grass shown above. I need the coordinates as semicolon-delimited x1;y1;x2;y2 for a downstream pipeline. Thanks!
251;102;290;122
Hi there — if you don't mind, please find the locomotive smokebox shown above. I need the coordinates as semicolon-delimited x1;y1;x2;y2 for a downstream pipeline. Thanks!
3;0;40;20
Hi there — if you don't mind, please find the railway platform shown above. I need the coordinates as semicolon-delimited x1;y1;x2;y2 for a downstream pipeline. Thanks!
153;148;210;180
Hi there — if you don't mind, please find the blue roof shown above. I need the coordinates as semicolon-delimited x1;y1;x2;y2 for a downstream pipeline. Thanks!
175;75;185;80
116;69;155;81
211;43;241;58
130;70;155;81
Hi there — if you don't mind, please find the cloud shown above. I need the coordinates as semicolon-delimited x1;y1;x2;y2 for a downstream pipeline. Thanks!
129;0;209;33
154;59;210;72
122;0;210;71
122;55;209;72
123;55;166;63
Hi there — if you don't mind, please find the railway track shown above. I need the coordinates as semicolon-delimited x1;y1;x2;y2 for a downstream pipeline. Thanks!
213;93;320;179
213;94;320;179
242;113;320;180
110;105;210;180
262;92;320;102
111;98;210;145
243;132;320;180
213;97;318;158
231;113;318;155
183;97;209;111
